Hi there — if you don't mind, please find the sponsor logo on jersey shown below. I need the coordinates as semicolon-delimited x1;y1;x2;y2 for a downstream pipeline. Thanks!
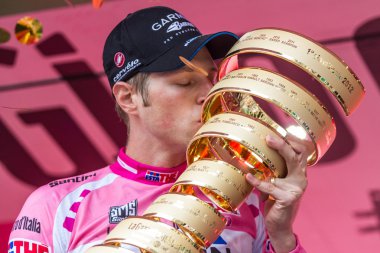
144;170;178;183
12;216;41;234
8;239;49;253
48;172;96;187
109;199;138;224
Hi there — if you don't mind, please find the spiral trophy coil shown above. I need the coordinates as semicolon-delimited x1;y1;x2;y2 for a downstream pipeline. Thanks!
86;28;365;253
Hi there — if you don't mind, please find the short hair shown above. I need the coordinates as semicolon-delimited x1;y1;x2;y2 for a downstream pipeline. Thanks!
114;72;151;137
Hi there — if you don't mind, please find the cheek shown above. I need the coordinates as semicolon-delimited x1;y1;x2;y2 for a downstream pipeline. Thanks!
146;89;196;131
151;100;182;124
145;104;177;130
159;112;176;128
153;108;190;135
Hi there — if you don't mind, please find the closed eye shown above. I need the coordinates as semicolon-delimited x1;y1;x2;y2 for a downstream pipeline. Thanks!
175;80;192;87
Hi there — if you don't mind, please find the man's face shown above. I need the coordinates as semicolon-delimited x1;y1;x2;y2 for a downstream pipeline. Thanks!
135;48;217;152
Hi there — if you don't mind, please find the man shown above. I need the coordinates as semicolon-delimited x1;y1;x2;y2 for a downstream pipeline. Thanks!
8;6;307;253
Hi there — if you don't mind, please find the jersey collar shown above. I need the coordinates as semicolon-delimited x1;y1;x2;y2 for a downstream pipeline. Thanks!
110;147;187;185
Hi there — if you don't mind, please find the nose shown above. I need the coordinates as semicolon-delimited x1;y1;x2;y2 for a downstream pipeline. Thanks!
197;77;214;105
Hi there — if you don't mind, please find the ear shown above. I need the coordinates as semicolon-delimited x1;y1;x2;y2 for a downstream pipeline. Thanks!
112;81;138;115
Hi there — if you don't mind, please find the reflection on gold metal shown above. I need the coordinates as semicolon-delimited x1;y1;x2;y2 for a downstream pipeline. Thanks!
143;193;226;248
188;112;286;177
204;90;288;137
204;68;336;165
171;159;254;212
286;125;307;140
85;244;135;253
105;216;203;253
187;136;274;180
15;16;43;45
220;28;365;115
0;28;11;44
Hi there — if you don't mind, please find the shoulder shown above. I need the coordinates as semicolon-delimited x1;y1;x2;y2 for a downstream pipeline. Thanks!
8;166;116;249
22;166;111;204
47;166;110;189
17;166;117;225
14;166;112;216
45;166;117;198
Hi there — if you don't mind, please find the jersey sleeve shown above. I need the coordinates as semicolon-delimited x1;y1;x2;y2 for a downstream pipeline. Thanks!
8;185;56;253
264;234;307;253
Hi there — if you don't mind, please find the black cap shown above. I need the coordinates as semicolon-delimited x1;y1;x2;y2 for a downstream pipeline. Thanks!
103;6;239;87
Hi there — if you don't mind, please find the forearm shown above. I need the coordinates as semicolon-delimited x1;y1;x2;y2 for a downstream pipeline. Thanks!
262;203;303;253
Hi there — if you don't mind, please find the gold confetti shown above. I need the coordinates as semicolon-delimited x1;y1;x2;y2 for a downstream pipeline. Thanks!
15;16;43;45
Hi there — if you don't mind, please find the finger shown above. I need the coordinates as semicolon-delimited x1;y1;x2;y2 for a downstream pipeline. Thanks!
265;135;292;154
271;177;307;194
246;174;306;206
285;133;313;156
246;173;279;196
266;135;304;174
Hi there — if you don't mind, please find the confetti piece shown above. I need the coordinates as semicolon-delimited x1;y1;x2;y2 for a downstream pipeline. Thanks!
15;16;43;45
0;27;11;44
93;0;104;9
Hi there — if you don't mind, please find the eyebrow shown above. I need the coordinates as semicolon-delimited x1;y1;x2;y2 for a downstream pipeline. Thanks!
179;56;215;77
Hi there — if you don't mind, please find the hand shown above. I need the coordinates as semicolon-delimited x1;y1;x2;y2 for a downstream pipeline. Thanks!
245;134;309;252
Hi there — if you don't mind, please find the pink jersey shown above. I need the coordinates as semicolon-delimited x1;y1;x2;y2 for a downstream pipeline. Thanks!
8;148;305;253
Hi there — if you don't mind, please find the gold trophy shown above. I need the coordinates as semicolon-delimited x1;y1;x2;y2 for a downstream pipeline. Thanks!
86;28;365;253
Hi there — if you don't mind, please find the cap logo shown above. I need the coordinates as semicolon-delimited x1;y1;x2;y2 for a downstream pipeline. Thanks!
167;21;195;33
114;52;125;68
151;12;184;31
113;58;141;83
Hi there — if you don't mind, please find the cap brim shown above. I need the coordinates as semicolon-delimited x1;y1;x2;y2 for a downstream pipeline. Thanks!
141;31;239;73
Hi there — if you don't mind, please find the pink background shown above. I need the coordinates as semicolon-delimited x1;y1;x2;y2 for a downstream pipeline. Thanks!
1;0;380;252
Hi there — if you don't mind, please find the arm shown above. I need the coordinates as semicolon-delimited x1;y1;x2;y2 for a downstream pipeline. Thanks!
246;135;309;253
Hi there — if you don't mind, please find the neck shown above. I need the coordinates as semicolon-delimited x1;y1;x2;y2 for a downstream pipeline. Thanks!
125;129;187;168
